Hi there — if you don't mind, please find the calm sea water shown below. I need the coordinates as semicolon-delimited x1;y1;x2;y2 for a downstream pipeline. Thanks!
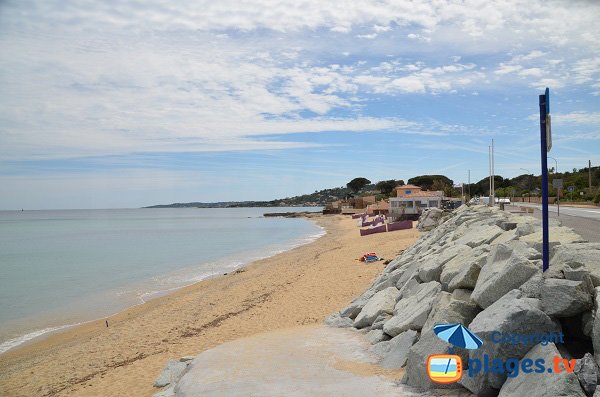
0;207;324;353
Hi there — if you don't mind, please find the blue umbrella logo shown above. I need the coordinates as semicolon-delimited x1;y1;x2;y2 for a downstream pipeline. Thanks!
433;323;483;350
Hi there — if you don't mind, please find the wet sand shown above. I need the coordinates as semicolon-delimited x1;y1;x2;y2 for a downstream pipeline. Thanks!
0;214;419;397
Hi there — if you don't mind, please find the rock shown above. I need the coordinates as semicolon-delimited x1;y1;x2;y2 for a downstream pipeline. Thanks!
582;311;594;337
153;385;175;397
519;270;543;298
353;287;399;329
370;313;392;330
551;243;600;286
379;330;418;369
516;222;537;237
383;281;441;337
324;312;354;328
153;359;189;388
421;291;480;335
179;356;195;362
541;278;593;317
418;244;473;283
439;245;483;287
498;343;586;397
339;288;376;319
417;208;445;231
366;329;391;344
444;248;488;292
471;244;538;308
369;340;392;358
398;278;420;299
592;288;600;368
574;353;598;397
520;226;586;245
405;330;468;390
505;240;542;260
498;221;517;231
454;224;504;248
465;290;560;395
490;228;518;245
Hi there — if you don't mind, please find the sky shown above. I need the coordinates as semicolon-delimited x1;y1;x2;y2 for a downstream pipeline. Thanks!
1;0;599;209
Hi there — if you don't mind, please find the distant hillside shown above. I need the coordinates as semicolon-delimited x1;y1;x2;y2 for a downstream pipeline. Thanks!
145;167;600;208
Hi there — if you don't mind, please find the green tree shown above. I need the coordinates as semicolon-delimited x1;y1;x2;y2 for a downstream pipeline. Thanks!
346;177;371;194
375;179;400;196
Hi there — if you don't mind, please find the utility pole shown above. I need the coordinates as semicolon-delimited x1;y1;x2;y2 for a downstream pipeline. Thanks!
488;146;492;206
468;169;471;199
590;160;593;190
491;139;495;206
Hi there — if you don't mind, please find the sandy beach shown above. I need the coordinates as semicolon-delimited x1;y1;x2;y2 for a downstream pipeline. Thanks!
0;214;419;397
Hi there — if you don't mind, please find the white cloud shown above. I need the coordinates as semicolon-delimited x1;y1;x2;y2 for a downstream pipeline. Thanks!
553;112;600;125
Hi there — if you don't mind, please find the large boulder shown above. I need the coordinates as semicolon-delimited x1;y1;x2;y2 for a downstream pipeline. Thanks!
551;243;600;286
453;224;504;248
339;288;376;319
471;244;538;308
574;352;597;397
520;226;586;245
379;329;418;369
540;278;593;318
441;246;488;292
404;330;468;390
498;343;586;397
353;287;399;329
417;244;472;283
463;290;560;395
324;312;354;328
383;281;441;337
153;359;190;388
421;290;480;335
417;208;445;231
592;287;600;369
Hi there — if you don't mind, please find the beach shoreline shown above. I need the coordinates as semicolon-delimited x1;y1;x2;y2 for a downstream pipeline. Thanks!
0;214;419;397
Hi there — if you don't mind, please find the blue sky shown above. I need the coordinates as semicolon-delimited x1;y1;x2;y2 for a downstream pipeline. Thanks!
1;1;599;209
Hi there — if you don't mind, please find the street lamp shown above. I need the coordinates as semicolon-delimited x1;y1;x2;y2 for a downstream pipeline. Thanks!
520;168;532;203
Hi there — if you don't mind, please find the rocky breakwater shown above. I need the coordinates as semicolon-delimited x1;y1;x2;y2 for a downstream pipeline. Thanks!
328;204;600;397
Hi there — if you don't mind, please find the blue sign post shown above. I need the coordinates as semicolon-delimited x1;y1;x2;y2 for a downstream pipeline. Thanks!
539;88;550;272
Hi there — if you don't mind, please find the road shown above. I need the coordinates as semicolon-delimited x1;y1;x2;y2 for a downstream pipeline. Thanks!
505;203;600;243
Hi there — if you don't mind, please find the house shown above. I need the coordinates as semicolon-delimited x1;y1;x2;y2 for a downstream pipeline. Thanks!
389;185;443;220
366;200;389;216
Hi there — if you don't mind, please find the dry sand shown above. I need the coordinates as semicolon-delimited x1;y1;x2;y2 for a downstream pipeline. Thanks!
0;214;419;397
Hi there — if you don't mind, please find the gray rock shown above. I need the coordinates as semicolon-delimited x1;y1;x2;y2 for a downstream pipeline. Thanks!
380;330;418;369
466;290;560;395
417;208;445;231
417;244;472;283
366;329;391;344
383;281;441;337
551;243;600;286
575;353;598;397
582;311;594;337
592;287;600;369
520;226;586;245
153;385;175;397
439;245;482;287
398;278;420;299
153;359;189;388
541;278;593;317
516;222;537;237
519;270;543;298
498;343;586;397
370;313;392;330
454;224;504;248
471;244;538;308
339;288;376;319
324;312;354;328
353;287;399;329
421;291;480;335
490;228;518;246
405;330;468;390
179;356;195;362
369;340;392;358
445;250;488;292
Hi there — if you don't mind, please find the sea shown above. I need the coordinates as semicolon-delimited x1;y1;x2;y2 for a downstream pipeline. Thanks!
0;207;324;354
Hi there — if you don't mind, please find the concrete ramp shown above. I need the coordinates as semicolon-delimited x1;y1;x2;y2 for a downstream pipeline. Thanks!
174;325;472;397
